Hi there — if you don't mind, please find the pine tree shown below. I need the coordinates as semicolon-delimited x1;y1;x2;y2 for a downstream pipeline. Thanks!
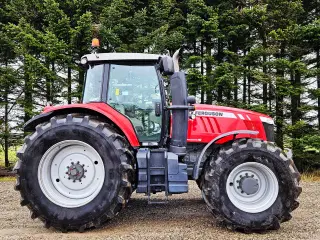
0;1;21;167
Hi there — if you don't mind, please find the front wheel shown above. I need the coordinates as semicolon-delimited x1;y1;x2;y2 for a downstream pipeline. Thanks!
202;139;301;232
14;115;134;232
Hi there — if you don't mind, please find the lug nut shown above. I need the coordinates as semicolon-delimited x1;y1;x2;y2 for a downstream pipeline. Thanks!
83;175;86;178
71;162;74;165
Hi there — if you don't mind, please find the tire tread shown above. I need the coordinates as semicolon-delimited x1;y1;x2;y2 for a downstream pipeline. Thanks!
201;139;301;232
14;114;135;232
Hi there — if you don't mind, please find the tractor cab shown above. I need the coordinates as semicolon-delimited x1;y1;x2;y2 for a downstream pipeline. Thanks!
81;53;166;144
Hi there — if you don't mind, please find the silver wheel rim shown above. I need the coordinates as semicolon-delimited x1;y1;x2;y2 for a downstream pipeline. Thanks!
38;140;105;208
226;162;279;213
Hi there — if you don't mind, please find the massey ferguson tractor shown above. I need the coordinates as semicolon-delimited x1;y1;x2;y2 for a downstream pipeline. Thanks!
14;41;301;233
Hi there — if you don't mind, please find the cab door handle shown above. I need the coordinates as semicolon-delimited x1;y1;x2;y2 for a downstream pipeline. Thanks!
155;102;161;116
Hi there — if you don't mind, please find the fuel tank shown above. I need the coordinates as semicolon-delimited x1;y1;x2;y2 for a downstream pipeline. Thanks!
187;104;274;144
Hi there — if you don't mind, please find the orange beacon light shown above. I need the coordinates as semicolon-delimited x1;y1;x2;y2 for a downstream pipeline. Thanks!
92;38;100;48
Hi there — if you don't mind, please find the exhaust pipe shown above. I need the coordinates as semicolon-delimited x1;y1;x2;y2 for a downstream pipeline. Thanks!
169;49;188;156
172;48;180;72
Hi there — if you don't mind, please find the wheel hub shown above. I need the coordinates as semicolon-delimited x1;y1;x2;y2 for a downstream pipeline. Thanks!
67;162;86;182
239;176;259;195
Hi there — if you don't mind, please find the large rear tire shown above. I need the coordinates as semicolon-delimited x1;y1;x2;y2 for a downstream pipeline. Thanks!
14;114;135;232
202;139;301;232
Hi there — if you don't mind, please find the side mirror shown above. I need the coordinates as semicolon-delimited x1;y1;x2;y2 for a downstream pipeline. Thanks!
187;96;196;105
159;56;174;76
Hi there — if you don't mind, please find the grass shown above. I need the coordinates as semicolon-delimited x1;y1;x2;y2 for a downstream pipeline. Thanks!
0;176;15;182
0;147;18;182
0;147;18;168
301;170;320;182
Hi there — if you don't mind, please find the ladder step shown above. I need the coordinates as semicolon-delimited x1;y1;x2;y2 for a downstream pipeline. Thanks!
150;184;167;187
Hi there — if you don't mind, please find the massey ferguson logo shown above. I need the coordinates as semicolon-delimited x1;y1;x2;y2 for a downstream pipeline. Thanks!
195;110;237;119
196;111;223;117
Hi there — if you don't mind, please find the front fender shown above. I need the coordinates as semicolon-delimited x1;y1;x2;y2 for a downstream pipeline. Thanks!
192;130;259;180
24;103;140;147
24;111;53;132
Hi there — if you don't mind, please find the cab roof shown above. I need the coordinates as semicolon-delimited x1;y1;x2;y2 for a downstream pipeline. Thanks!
81;53;164;63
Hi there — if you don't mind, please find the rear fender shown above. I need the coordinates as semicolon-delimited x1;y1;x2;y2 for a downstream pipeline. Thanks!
192;130;259;180
24;103;140;147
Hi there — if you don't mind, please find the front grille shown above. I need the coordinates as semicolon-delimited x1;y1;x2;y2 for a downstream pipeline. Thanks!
263;122;275;142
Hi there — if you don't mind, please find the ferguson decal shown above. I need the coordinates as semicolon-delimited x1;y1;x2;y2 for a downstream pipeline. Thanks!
195;110;237;119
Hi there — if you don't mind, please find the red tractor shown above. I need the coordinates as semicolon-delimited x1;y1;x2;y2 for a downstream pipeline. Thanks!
14;44;301;233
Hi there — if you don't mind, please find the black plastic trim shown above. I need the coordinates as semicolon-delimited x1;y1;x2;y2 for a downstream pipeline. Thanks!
263;122;275;142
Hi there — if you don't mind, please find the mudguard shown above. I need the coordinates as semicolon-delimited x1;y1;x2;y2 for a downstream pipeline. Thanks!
192;130;259;180
24;102;140;147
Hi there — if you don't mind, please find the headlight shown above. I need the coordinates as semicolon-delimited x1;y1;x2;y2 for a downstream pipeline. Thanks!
259;116;274;125
189;111;196;120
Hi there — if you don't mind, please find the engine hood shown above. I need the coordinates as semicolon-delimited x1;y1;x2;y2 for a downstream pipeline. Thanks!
187;104;274;144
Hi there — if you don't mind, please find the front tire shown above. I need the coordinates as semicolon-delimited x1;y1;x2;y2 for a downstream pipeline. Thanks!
202;139;301;232
14;114;134;232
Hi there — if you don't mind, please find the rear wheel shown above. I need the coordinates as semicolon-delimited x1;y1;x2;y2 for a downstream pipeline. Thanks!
14;114;135;232
202;139;301;232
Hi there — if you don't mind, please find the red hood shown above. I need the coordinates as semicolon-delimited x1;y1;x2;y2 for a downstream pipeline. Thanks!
187;104;273;144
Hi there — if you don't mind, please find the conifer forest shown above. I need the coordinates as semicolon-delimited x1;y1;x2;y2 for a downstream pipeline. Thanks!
0;0;319;171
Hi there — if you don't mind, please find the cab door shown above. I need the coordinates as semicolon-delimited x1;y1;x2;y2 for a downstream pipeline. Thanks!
107;64;163;144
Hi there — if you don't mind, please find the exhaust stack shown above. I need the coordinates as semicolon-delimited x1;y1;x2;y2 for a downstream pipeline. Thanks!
169;49;188;156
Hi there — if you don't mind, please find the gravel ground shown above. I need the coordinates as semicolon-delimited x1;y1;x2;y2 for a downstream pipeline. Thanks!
0;180;319;240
